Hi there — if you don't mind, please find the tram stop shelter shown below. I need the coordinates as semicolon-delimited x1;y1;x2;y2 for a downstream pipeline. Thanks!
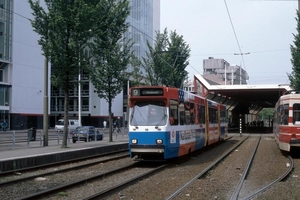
193;74;291;129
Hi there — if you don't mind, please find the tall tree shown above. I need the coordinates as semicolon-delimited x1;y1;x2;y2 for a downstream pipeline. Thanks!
88;0;132;142
29;0;97;147
289;11;300;90
143;28;191;88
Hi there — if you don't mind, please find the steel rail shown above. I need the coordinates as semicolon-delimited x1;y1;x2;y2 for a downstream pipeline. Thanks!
230;136;261;200
241;155;294;200
84;163;170;200
166;136;249;200
0;153;128;187
16;162;140;200
0;149;128;176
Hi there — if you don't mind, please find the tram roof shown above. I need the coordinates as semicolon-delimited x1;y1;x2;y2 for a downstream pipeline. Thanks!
194;74;291;114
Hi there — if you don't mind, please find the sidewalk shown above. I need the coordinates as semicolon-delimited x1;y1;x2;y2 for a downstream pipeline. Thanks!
0;128;129;152
0;129;129;172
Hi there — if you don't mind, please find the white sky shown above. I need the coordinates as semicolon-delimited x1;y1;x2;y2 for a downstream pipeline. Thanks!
160;0;298;85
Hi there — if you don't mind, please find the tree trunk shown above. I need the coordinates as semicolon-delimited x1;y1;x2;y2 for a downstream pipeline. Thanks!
62;89;69;148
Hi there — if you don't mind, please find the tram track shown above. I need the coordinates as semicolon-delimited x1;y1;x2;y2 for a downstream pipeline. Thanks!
0;152;129;187
0;150;128;177
167;135;293;200
100;134;292;200
13;161;169;200
165;135;250;200
1;134;292;200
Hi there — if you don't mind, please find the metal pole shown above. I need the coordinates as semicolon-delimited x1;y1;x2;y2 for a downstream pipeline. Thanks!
240;115;242;136
43;58;48;146
78;72;81;126
224;61;227;85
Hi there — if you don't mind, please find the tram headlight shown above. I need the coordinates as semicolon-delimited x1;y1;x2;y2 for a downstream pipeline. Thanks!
131;139;138;144
156;139;163;144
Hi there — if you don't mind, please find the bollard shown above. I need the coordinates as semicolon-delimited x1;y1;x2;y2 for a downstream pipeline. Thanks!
239;117;242;136
40;130;43;147
27;134;30;148
12;130;16;149
57;130;60;145
87;131;89;142
95;129;97;141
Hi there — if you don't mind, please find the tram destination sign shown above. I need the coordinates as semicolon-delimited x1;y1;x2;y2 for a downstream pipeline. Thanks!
132;88;164;96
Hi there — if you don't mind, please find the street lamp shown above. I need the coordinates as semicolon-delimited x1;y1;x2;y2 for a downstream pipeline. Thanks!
234;52;250;55
234;52;250;84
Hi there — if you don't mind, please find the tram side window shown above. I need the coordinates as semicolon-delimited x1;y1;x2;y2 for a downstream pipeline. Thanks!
276;105;281;125
179;103;185;125
281;104;289;125
209;107;218;123
184;102;191;124
189;103;195;124
169;100;178;126
220;109;226;123
198;105;205;124
293;104;300;125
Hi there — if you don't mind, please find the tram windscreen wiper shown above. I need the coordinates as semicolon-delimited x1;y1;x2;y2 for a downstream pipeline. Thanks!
155;114;167;127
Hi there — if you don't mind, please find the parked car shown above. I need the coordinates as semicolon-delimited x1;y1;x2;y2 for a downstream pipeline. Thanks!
55;119;81;132
72;126;103;143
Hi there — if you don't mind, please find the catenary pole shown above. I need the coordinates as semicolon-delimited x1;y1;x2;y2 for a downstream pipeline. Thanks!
43;58;48;146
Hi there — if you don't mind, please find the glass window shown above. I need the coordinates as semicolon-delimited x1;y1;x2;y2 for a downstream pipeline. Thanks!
0;69;3;82
282;104;289;125
130;101;167;126
198;105;205;124
293;103;300;125
220;109;227;123
169;100;178;126
0;86;9;106
209;107;218;123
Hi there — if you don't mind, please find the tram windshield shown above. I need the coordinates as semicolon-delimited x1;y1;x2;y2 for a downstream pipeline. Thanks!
130;101;167;126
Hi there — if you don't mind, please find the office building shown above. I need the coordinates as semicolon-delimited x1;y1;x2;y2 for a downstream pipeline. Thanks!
0;0;159;130
203;57;249;85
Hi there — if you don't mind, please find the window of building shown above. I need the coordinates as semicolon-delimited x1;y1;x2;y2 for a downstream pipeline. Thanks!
0;69;3;82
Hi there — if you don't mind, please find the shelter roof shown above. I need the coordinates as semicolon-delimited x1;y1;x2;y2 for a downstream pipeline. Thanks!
194;74;291;114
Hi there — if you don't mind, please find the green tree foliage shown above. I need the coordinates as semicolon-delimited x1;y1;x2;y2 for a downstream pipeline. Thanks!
143;28;191;88
258;108;274;121
29;0;99;147
88;0;132;142
128;56;146;87
289;11;300;90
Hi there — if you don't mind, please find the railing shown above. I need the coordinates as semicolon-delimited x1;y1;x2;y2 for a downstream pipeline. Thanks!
0;128;128;151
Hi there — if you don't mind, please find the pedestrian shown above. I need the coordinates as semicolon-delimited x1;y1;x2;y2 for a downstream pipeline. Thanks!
113;120;117;132
116;121;121;133
2;120;7;132
103;120;107;129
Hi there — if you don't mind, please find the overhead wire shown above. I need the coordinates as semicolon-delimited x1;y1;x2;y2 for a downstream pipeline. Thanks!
223;0;249;76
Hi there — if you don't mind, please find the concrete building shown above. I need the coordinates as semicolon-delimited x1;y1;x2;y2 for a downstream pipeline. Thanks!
203;57;249;85
0;0;160;130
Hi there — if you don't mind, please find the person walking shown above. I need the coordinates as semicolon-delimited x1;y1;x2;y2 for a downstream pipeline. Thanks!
2;120;7;132
113;120;117;133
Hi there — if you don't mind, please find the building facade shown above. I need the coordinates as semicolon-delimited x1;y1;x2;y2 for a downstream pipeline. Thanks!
0;0;12;130
1;0;159;130
203;57;249;85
